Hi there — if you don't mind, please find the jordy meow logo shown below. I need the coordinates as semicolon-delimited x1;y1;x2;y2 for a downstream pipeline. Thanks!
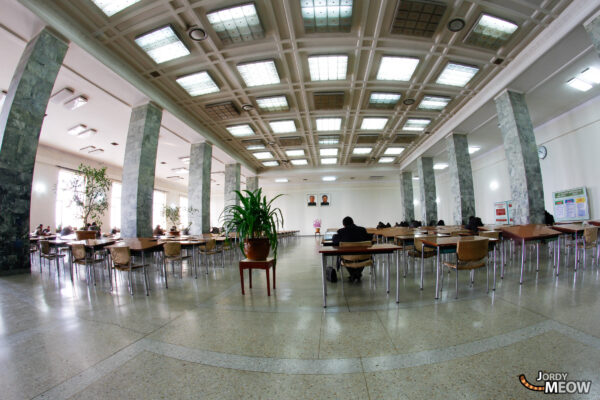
519;371;592;394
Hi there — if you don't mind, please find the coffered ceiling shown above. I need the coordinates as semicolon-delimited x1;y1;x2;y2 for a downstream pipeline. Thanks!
19;0;576;173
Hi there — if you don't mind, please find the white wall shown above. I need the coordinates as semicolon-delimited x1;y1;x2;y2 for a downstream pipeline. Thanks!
471;94;600;224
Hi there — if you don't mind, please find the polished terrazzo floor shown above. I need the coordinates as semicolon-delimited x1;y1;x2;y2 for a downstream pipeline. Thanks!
2;237;600;399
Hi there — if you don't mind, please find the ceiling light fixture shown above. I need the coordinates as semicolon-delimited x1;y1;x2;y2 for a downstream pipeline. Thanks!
465;14;518;50
308;55;348;81
360;117;388;130
285;149;305;157
291;159;308;165
433;163;448;170
412;176;420;180
227;124;255;137
322;176;337;182
50;87;74;104
275;178;289;183
262;161;279;167
403;98;415;105
135;25;190;64
436;63;479;87
418;95;451;110
468;146;481;154
253;151;273;160
301;0;353;33
241;104;254;111
166;176;184;180
78;128;97;138
377;56;419;81
316;117;342;131
67;124;87;136
207;3;264;45
378;157;395;163
403;118;431;131
179;156;190;163
384;147;404;155
246;144;265;150
91;0;141;16
319;135;340;145
0;90;6;109
320;148;338;156
269;120;296;133
353;147;372;154
172;167;189;174
64;95;88;110
187;27;207;41
237;60;280;87
579;67;600;84
88;148;104;154
566;78;592;92
256;95;288;111
369;92;401;106
321;158;337;164
176;71;219;96
447;18;466;32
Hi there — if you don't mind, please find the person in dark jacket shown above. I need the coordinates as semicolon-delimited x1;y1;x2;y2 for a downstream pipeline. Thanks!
332;216;372;282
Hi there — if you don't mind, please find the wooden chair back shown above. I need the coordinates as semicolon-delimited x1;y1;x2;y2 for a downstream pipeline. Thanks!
204;239;216;252
457;239;489;261
339;241;372;262
163;242;182;257
414;236;436;252
584;227;598;244
71;244;86;260
109;246;131;266
76;230;96;240
40;240;51;255
478;231;500;239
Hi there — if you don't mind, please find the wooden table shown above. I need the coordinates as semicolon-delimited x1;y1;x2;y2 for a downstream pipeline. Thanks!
420;236;498;299
158;239;205;277
318;244;401;308
589;221;600;227
551;224;590;269
499;225;561;282
239;257;276;296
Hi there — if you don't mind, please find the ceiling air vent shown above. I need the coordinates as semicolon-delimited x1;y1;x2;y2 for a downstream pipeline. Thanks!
150;71;161;78
391;0;447;38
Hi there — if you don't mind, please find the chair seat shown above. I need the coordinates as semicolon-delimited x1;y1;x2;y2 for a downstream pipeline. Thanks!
341;259;373;268
165;255;192;261
565;241;596;249
112;263;147;271
41;253;65;260
407;250;435;258
443;259;486;270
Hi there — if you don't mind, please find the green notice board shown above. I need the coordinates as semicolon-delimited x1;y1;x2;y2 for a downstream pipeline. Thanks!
552;187;589;222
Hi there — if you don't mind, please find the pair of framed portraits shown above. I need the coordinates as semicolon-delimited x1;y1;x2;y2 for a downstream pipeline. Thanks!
307;193;330;207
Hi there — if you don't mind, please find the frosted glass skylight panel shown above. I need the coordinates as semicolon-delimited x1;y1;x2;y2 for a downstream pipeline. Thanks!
176;72;219;96
369;92;401;105
321;158;337;164
377;56;419;81
262;161;279;167
403;118;431;131
285;149;305;157
418;96;451;110
291;159;308;165
308;55;348;81
253;151;273;160
269;120;296;133
436;63;479;87
384;147;404;155
353;147;371;154
301;0;353;33
320;148;338;156
206;3;264;45
465;14;518;50
316;117;342;131
256;95;289;111
378;157;395;163
91;0;141;16
360;117;388;130
319;135;339;145
246;144;265;150
226;124;255;137
135;26;190;64
237;60;280;87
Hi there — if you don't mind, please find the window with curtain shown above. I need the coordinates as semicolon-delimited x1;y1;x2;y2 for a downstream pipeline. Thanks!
55;169;83;230
110;181;121;229
180;196;188;227
153;190;167;229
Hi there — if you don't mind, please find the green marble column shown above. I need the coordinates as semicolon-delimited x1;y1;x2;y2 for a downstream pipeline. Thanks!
188;142;212;234
447;134;475;225
0;28;68;274
400;171;414;222
246;176;259;193
225;163;241;210
418;157;437;225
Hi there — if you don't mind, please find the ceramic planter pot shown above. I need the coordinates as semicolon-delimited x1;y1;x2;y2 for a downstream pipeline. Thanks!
244;238;270;260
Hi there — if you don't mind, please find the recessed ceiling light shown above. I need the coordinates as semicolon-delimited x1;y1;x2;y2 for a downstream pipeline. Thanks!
378;157;395;163
256;95;289;111
135;25;190;64
436;63;479;87
403;98;415;105
447;18;466;32
67;124;87;136
88;148;104;154
111;142;119;146
316;117;342;131
237;60;280;87
166;175;184;180
176;71;219;96
50;87;74;104
403;118;431;131
369;92;401;105
360;117;388;130
285;149;305;157
78;128;97;138
246;144;265;150
206;3;264;45
0;90;6;109
308;55;348;81
377;56;419;81
269;120;296;133
172;167;189;174
319;135;339;145
566;78;592;92
321;158;337;164
418;96;451;110
320;148;338;156
301;0;353;33
353;147;372;154
187;27;207;41
227;124;255;137
322;176;336;181
64;95;88;110
262;161;279;167
579;67;600;84
241;104;254;111
465;14;518;50
468;146;480;154
253;151;273;160
290;159;308;165
180;156;190;163
384;147;404;155
275;178;289;183
433;163;448;170
91;0;141;16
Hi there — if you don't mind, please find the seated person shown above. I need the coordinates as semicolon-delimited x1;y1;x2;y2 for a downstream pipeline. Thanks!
544;210;555;225
437;220;445;226
42;226;52;235
332;216;372;282
111;227;119;235
153;225;164;235
60;225;73;236
385;222;391;228
410;220;422;228
465;216;484;233
34;224;44;236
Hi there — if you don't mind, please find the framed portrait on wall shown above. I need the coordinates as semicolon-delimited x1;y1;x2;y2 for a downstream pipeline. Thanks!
307;194;317;207
320;193;330;206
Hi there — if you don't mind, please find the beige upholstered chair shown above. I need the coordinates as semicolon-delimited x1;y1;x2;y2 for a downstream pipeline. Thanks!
109;246;149;296
71;243;109;286
407;235;436;290
40;240;66;276
199;239;222;273
566;227;598;268
339;241;374;291
163;242;191;278
443;238;489;298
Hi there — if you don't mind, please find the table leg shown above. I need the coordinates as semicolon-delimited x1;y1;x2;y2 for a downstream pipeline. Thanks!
266;268;271;296
435;247;440;299
386;253;391;294
396;250;400;303
273;263;276;289
574;231;579;270
520;239;525;284
556;236;561;276
239;266;245;295
321;254;327;308
493;244;497;290
249;267;253;288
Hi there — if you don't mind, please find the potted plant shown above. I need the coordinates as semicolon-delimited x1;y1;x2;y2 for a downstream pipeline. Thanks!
163;204;181;235
222;189;284;260
313;218;322;234
69;163;111;228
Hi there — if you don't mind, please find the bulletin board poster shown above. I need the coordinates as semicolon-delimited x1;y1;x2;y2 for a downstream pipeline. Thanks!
494;201;509;224
553;187;589;222
507;201;514;224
